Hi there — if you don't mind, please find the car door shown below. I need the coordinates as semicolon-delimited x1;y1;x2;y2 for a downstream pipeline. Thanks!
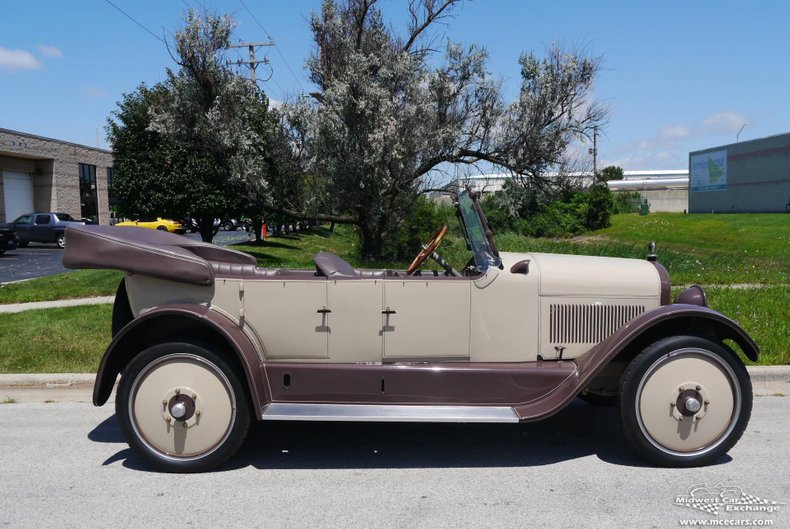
33;214;52;242
325;278;384;363
12;214;33;242
244;278;329;359
382;277;471;361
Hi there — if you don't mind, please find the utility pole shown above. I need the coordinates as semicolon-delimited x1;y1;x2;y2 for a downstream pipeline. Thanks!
588;125;598;181
226;41;273;84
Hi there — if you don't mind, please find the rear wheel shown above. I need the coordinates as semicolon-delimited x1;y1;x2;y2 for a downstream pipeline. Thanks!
619;336;751;467
116;342;250;472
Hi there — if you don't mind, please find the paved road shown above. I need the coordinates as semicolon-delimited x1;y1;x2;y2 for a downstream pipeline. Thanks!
0;231;254;283
1;398;788;528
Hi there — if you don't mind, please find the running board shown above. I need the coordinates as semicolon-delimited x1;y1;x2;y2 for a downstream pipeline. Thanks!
260;403;520;423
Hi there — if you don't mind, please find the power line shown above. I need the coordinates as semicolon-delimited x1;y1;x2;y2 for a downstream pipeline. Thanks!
103;0;166;45
227;41;273;84
238;0;306;92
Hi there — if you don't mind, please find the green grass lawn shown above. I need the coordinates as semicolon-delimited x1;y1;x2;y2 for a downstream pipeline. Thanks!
0;269;123;304
1;212;787;371
0;305;111;373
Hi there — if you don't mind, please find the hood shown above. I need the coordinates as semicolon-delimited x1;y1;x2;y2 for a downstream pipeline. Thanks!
529;252;661;299
0;223;15;232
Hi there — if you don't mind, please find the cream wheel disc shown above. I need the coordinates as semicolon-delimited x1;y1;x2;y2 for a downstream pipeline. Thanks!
129;353;237;460
636;348;741;457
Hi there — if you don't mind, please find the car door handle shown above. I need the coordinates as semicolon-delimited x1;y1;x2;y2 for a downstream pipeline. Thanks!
381;308;396;315
316;307;332;314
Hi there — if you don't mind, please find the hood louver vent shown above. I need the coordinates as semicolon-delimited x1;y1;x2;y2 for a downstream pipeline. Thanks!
549;303;645;344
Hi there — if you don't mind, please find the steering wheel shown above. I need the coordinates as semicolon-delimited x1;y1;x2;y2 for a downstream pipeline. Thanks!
406;225;448;275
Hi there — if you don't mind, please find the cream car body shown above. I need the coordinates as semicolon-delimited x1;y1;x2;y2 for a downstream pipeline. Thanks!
63;190;757;472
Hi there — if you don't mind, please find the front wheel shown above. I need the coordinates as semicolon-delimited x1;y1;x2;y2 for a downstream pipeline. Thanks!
55;233;65;249
116;342;250;472
619;336;752;467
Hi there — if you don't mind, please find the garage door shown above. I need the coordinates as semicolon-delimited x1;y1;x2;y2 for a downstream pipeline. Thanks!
3;171;34;222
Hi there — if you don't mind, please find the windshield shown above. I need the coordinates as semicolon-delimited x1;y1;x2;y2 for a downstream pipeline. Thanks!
457;190;502;273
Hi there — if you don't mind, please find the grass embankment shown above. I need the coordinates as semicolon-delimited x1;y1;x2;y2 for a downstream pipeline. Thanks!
0;213;787;371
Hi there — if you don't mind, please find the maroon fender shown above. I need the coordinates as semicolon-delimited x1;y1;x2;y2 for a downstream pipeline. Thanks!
93;304;268;416
513;304;759;421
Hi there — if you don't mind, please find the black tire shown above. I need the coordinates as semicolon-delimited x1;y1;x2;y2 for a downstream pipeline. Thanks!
55;233;66;249
619;335;752;467
17;240;29;248
223;221;235;231
116;342;251;473
156;225;167;231
0;249;5;256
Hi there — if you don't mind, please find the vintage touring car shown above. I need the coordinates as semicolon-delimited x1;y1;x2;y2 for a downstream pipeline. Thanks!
63;191;756;472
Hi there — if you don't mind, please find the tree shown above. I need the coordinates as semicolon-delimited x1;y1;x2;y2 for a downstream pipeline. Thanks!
601;165;624;181
284;0;606;260
109;10;286;243
278;0;500;259
107;84;233;229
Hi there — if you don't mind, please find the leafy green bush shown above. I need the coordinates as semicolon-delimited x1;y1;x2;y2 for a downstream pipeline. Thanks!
482;181;615;238
380;196;456;261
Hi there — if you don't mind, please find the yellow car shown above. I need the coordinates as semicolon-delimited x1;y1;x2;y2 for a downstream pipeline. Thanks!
115;217;186;234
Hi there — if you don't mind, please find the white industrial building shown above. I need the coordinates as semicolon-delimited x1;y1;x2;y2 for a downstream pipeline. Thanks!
432;170;689;212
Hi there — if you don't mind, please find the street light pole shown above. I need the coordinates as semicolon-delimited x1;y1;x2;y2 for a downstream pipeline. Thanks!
736;122;749;142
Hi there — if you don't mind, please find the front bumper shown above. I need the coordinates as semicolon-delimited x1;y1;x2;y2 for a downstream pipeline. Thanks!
0;235;18;251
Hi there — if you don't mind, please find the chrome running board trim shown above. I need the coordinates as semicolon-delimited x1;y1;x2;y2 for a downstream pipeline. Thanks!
260;403;520;423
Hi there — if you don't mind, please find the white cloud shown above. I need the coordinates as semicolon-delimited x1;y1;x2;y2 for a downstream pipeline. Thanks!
80;86;108;98
702;111;748;133
0;47;42;71
660;125;690;139
37;45;63;58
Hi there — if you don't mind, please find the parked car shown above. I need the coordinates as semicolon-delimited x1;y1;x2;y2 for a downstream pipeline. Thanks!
221;218;251;232
115;217;186;234
10;212;85;249
181;217;222;234
62;190;757;472
0;224;19;255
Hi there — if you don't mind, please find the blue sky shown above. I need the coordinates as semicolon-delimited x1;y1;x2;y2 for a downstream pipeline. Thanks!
2;0;789;172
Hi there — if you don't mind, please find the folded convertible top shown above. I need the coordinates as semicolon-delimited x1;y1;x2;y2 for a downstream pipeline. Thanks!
62;225;257;285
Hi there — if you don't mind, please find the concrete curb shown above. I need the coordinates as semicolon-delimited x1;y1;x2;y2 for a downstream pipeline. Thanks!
745;366;790;387
0;373;95;388
0;296;115;314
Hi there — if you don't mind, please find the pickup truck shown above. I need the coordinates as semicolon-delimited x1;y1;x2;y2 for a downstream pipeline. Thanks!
8;212;85;249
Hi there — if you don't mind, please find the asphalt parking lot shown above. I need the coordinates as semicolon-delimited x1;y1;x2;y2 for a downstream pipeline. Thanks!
0;230;254;284
1;397;788;528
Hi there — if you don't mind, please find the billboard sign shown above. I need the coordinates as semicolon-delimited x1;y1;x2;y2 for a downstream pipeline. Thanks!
690;150;727;192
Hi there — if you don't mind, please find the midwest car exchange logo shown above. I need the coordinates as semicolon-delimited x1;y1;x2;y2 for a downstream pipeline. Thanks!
675;483;785;516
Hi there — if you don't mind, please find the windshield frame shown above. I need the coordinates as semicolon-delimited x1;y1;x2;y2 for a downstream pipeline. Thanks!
456;190;502;273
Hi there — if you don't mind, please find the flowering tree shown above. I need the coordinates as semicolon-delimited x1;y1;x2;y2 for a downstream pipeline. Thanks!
287;0;605;259
109;11;292;243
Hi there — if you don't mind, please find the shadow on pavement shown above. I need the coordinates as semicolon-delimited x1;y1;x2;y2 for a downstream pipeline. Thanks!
89;400;733;472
